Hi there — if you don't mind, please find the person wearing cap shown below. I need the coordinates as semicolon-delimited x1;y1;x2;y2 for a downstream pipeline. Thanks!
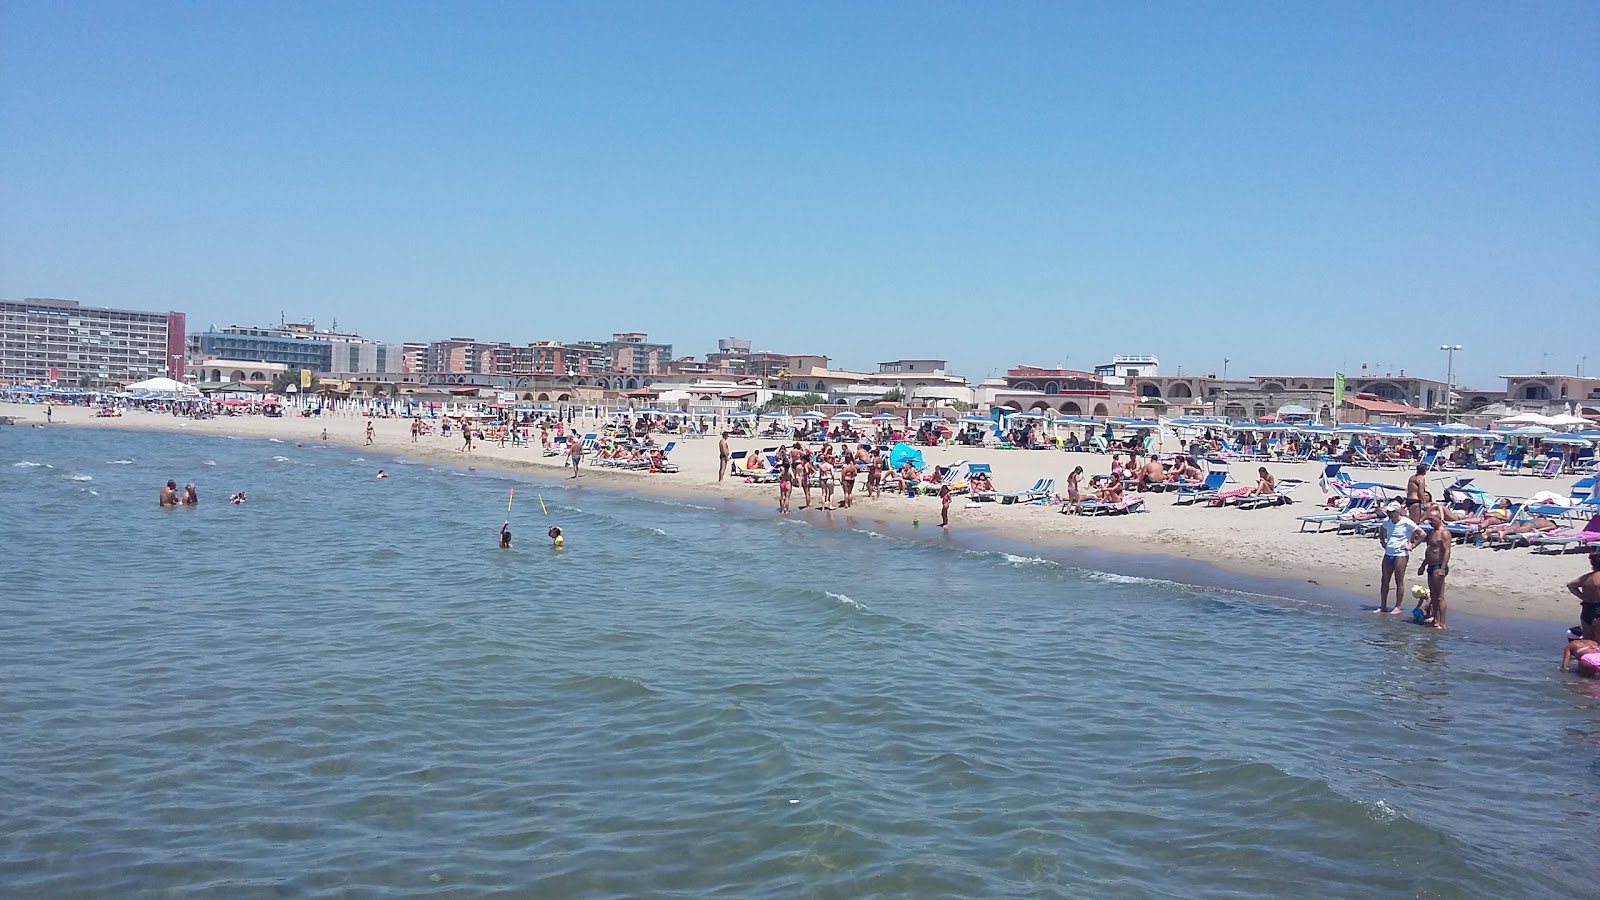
1376;501;1425;614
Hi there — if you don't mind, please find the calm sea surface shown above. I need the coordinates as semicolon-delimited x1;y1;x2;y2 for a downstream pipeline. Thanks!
2;426;1596;896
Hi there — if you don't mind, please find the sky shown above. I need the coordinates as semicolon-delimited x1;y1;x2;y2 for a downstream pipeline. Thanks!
2;2;1595;390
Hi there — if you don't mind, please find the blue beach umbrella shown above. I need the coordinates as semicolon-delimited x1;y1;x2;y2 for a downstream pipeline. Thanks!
832;411;862;420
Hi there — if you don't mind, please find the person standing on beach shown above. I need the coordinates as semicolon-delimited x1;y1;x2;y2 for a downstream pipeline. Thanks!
840;455;857;509
411;419;420;443
365;422;375;446
463;424;474;453
718;433;730;482
321;428;328;441
45;406;51;423
1406;463;1429;519
777;454;792;514
939;483;952;527
568;436;583;478
819;457;835;510
1418;512;1451;628
159;479;179;508
1376;502;1424;614
1567;551;1600;639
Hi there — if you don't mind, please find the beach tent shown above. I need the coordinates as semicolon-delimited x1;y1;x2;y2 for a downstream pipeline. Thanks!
888;442;926;470
125;376;199;395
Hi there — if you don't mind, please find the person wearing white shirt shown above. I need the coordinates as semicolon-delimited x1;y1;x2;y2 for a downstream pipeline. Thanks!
1376;502;1425;614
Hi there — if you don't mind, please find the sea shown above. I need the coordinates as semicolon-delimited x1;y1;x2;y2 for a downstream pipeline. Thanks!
2;425;1596;897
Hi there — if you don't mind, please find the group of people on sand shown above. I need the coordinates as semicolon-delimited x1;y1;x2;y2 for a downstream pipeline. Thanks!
774;441;867;514
157;479;199;508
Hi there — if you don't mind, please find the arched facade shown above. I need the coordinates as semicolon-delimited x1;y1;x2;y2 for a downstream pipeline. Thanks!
1259;382;1285;393
1168;382;1193;398
230;369;246;382
1224;403;1247;417
1092;402;1109;416
1253;403;1268;418
536;392;550;401
1059;401;1082;414
1364;381;1405;401
1139;383;1161;398
1030;400;1052;411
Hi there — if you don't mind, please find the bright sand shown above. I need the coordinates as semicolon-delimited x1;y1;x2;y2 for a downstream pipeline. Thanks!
10;402;1591;626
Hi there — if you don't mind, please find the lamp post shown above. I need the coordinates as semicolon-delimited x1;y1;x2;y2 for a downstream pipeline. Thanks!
1440;344;1461;424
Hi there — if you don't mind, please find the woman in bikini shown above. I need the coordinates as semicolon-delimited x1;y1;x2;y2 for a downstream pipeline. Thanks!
840;456;857;508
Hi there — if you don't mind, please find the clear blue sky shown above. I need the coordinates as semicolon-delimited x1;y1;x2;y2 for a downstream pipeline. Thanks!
3;2;1595;389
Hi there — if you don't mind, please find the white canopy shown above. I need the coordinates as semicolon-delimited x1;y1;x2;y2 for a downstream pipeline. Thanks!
125;377;199;395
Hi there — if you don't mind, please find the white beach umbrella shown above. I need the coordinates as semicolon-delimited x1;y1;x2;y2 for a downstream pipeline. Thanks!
1544;413;1589;428
832;412;862;420
794;412;823;420
1509;425;1557;435
124;376;199;395
1496;412;1555;426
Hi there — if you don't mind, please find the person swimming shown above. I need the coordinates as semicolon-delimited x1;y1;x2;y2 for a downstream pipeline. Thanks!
228;491;248;505
376;470;388;479
548;525;564;548
499;521;513;549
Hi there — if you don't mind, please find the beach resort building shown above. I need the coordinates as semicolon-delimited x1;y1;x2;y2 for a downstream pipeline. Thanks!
1500;373;1600;419
1;297;186;388
981;366;1140;417
188;321;373;374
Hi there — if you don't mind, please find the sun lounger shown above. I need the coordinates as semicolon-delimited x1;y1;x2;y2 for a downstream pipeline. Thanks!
999;478;1054;504
1532;455;1563;478
1297;496;1376;533
1528;513;1600;553
1235;479;1304;509
1173;471;1228;505
1073;494;1147;516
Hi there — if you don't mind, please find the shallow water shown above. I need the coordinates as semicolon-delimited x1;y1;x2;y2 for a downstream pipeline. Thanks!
2;427;1597;896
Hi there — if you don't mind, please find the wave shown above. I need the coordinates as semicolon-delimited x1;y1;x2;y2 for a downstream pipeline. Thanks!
201;459;217;466
108;459;133;465
1000;553;1059;568
271;456;291;462
825;591;867;610
1082;571;1163;585
64;473;93;482
13;461;48;468
849;528;886;539
648;527;666;536
268;438;284;443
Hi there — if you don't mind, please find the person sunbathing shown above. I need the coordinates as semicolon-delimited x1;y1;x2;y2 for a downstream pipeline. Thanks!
1484;517;1561;545
1097;476;1125;504
1253;467;1277;495
746;453;766;472
970;472;994;493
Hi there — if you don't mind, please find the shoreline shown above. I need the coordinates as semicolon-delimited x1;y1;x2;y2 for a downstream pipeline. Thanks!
7;402;1587;635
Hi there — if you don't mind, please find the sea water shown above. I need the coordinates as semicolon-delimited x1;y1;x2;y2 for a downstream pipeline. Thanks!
1;427;1595;896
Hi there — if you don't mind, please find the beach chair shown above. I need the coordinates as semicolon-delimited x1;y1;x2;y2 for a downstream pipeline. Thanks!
1074;494;1147;516
1235;479;1304;509
1173;471;1227;505
1528;513;1600;554
1501;452;1524;476
545;435;568;457
1297;496;1376;533
999;478;1052;504
1532;455;1563;478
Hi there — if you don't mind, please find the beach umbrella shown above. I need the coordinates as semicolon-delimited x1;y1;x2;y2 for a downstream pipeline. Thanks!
871;412;900;421
832;412;862;420
1544;413;1590;428
794;412;823;420
636;407;667;416
1496;412;1555;426
961;415;993;424
1544;435;1592;445
1510;425;1557;436
1335;423;1376;433
915;414;949;422
1298;423;1335;433
729;411;756;419
1009;412;1046;420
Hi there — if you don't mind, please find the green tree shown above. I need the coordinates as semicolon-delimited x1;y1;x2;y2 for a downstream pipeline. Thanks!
880;387;905;402
759;392;825;412
270;369;320;394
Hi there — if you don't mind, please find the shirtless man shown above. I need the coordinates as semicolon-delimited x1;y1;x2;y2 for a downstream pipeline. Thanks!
1405;463;1429;520
1418;513;1451;628
1566;550;1600;639
365;422;375;446
718;433;730;482
1137;457;1166;492
159;479;179;508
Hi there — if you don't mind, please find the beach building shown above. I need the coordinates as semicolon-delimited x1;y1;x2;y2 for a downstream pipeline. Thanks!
606;333;672;376
982;366;1139;417
426;338;499;376
189;359;288;389
1;297;186;388
1092;355;1160;379
1500;373;1600;418
188;321;372;374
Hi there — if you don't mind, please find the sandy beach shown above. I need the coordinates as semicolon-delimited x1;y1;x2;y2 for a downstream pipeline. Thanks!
9;401;1592;626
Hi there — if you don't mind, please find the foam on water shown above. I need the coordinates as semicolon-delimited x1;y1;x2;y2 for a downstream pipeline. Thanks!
13;461;48;468
826;591;867;610
64;473;93;482
270;455;291;462
108;459;133;465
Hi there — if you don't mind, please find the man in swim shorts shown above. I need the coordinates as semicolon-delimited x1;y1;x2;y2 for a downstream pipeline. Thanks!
718;433;730;482
1418;512;1451;628
159;479;179;508
1376;502;1423;614
568;437;583;478
1566;550;1600;639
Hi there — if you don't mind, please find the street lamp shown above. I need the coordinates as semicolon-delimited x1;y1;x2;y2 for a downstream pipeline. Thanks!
1440;344;1462;424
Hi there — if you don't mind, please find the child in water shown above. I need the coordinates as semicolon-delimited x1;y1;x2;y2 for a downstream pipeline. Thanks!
1562;638;1600;675
548;526;564;548
499;521;513;549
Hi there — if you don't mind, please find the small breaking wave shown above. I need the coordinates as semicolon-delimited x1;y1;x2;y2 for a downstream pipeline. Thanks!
65;473;93;482
648;527;667;536
1083;571;1162;585
13;461;47;468
849;528;886;539
1000;553;1058;568
108;459;133;465
826;591;866;610
268;438;284;443
271;456;291;462
201;459;217;466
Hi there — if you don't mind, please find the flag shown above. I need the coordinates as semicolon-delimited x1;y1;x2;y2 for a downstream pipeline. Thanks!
300;368;312;389
1332;372;1345;408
